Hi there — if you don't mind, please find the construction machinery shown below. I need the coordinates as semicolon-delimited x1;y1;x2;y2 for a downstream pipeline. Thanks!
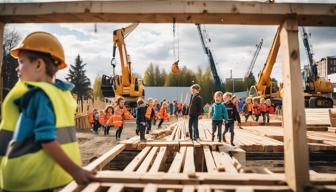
196;24;224;91
249;25;333;108
301;27;333;108
101;23;144;107
249;25;282;106
244;39;263;79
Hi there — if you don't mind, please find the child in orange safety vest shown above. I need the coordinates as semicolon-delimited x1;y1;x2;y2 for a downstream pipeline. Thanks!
98;110;106;134
260;98;268;125
158;102;169;129
104;106;114;136
144;98;155;134
243;97;254;122
113;97;133;141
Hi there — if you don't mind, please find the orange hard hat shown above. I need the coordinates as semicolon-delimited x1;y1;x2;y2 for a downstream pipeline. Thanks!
10;31;67;69
171;61;180;74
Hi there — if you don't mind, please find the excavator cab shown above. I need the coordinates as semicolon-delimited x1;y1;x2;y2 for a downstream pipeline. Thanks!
101;75;116;97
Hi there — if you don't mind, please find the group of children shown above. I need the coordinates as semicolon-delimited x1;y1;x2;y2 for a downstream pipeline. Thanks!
88;97;134;140
88;97;171;141
210;91;240;146
242;97;275;124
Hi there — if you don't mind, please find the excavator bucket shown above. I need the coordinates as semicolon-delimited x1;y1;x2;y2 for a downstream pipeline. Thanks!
101;75;115;97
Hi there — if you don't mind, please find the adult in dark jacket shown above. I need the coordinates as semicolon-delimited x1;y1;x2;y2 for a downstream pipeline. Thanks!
188;84;203;141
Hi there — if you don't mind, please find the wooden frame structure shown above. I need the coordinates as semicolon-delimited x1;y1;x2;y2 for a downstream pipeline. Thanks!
1;1;336;191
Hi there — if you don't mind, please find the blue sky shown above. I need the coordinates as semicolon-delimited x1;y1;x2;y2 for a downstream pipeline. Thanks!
2;0;336;84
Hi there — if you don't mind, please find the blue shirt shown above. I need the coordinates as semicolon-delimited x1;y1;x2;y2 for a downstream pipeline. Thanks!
211;102;228;121
13;79;74;143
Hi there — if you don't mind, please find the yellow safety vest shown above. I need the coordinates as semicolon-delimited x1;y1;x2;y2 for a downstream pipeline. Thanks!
0;80;81;191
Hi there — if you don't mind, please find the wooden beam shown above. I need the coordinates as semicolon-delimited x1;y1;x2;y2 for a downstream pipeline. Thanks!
280;18;309;192
137;146;158;173
168;147;187;174
0;1;336;26
203;146;217;173
124;146;151;172
149;147;167;172
183;147;195;174
0;22;4;107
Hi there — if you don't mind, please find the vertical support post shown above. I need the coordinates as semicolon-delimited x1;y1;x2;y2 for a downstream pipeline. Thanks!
0;22;4;107
280;19;310;191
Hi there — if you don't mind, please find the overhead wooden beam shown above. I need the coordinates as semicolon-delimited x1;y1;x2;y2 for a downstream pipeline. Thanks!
280;18;309;192
0;1;336;26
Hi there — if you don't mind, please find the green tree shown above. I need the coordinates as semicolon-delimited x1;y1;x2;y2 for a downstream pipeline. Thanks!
143;63;155;86
67;54;92;101
92;75;104;101
244;72;256;90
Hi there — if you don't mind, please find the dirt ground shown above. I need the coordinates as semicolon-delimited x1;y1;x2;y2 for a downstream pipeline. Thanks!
77;119;172;165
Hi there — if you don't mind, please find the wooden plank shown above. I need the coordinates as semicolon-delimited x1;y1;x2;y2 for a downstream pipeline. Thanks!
82;183;101;192
183;147;195;174
280;18;309;192
107;184;124;192
149;147;167;172
124;146;152;172
137;147;159;173
143;184;158;192
168;147;187;174
183;185;195;192
217;146;238;173
1;2;336;26
203;146;217;173
85;144;126;171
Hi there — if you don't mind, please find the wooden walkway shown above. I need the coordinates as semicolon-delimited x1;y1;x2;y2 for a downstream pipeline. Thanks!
62;113;336;191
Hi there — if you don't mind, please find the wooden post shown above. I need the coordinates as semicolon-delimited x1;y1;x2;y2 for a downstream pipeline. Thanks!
0;22;4;107
280;18;310;191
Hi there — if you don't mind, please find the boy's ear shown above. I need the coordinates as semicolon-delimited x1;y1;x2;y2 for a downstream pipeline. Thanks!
35;58;45;72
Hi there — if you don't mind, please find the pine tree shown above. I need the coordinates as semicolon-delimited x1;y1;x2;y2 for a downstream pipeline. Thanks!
244;72;257;90
67;54;92;101
143;63;155;86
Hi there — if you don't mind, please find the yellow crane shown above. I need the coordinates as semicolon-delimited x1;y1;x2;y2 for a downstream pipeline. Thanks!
101;23;144;106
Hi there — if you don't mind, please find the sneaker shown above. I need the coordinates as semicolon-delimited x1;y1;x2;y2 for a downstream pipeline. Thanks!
196;138;201;142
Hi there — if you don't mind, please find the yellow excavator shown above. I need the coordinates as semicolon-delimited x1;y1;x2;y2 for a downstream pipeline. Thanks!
249;25;282;106
249;25;333;108
101;23;144;107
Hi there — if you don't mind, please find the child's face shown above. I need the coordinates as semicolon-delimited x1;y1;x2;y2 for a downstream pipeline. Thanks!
119;99;125;107
214;95;222;102
148;100;153;106
16;54;42;82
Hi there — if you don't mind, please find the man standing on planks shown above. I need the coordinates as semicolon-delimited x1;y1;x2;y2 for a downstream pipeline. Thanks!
188;84;203;141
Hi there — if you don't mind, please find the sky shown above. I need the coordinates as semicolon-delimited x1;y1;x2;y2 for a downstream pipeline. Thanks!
2;0;336;85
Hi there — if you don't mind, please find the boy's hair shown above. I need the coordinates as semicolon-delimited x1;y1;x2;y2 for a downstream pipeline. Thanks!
116;97;124;105
223;92;232;99
137;98;145;105
214;91;223;100
191;84;201;91
21;50;59;77
147;97;153;103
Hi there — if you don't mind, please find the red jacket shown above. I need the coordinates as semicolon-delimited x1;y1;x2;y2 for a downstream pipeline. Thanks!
260;103;267;113
253;103;261;115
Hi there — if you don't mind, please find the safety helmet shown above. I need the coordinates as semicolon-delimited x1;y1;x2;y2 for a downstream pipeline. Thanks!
171;61;180;74
10;31;67;69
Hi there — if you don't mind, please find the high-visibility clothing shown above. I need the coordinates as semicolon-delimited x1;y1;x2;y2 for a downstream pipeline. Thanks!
112;106;133;127
0;80;81;191
88;112;94;123
105;112;114;126
159;107;169;120
145;106;154;120
99;113;106;125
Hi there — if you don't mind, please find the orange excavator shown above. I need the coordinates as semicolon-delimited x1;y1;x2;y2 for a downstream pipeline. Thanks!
101;23;144;107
